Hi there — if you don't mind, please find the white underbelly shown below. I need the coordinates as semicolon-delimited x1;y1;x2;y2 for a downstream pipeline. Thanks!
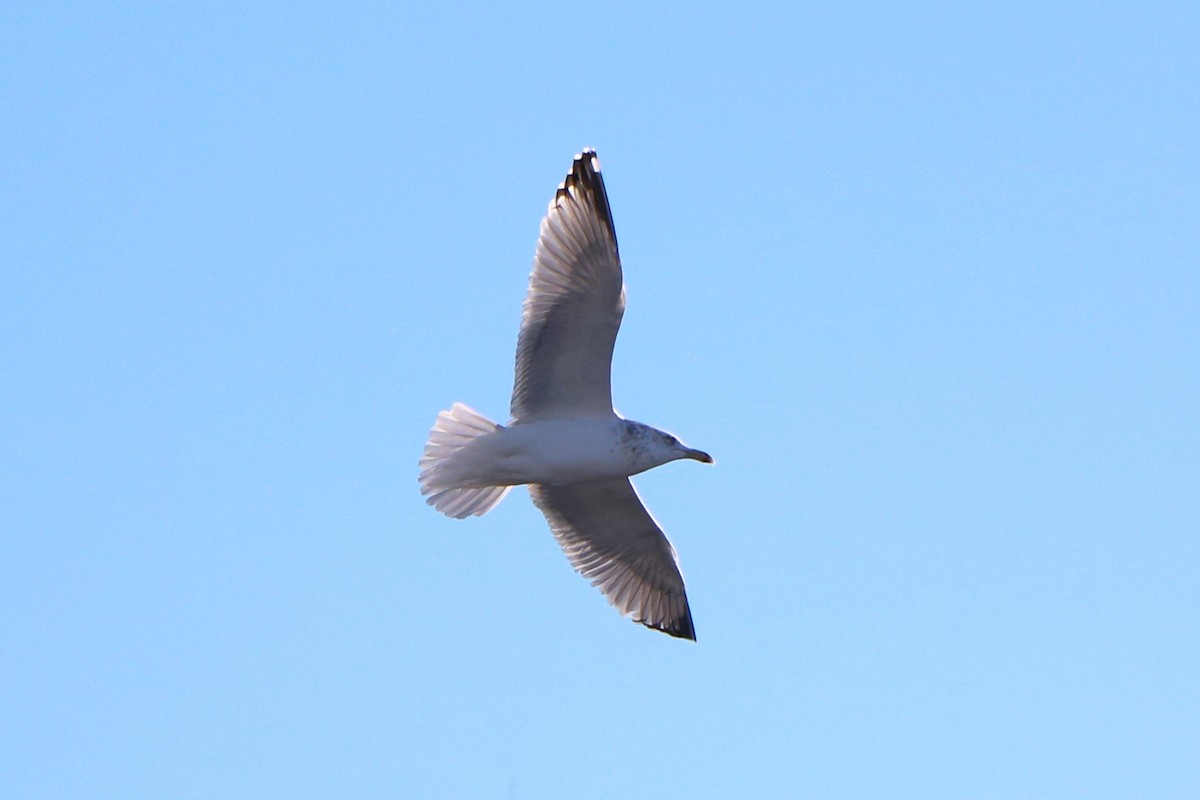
476;418;631;486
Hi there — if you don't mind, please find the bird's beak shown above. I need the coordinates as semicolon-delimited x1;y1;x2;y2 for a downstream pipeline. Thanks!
684;448;714;464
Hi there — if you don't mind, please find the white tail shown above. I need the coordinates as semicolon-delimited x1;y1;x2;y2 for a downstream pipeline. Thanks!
419;403;512;519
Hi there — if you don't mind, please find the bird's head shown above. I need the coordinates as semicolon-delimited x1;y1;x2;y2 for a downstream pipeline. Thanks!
622;421;713;471
657;430;714;465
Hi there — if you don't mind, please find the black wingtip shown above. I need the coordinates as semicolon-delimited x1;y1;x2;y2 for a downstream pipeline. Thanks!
555;148;618;252
645;611;697;641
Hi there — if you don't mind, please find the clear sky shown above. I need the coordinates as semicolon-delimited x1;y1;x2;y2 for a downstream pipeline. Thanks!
3;3;1198;798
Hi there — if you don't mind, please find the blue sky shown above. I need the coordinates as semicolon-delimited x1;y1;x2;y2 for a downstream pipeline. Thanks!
3;3;1198;797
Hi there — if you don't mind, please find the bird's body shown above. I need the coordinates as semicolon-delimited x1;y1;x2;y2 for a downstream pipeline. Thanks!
429;413;700;490
419;149;711;640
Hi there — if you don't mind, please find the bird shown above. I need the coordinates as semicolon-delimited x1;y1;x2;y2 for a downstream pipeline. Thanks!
419;149;712;640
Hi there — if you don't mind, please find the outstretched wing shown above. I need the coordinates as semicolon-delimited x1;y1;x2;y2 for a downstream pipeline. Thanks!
511;150;624;422
530;478;695;640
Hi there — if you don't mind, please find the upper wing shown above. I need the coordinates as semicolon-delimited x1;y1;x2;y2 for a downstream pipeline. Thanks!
510;150;624;422
530;478;695;640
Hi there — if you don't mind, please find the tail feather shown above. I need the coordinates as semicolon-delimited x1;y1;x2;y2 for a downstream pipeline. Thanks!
419;403;512;519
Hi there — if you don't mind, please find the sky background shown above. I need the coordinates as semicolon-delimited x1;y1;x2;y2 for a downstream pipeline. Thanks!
3;3;1198;798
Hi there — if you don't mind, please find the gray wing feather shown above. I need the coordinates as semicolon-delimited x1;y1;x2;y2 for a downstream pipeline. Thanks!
530;478;696;640
511;150;624;422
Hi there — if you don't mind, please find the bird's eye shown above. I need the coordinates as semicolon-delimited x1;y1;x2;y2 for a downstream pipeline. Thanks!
664;435;677;445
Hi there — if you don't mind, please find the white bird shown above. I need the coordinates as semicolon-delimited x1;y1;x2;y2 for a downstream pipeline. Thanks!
419;149;712;640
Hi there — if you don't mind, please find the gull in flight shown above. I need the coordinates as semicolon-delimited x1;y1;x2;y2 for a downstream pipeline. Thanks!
419;149;712;640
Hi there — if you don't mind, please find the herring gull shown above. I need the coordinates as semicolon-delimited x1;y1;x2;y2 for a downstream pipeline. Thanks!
419;149;712;640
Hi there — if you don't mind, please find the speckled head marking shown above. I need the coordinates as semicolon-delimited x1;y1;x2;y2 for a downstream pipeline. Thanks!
620;419;650;460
